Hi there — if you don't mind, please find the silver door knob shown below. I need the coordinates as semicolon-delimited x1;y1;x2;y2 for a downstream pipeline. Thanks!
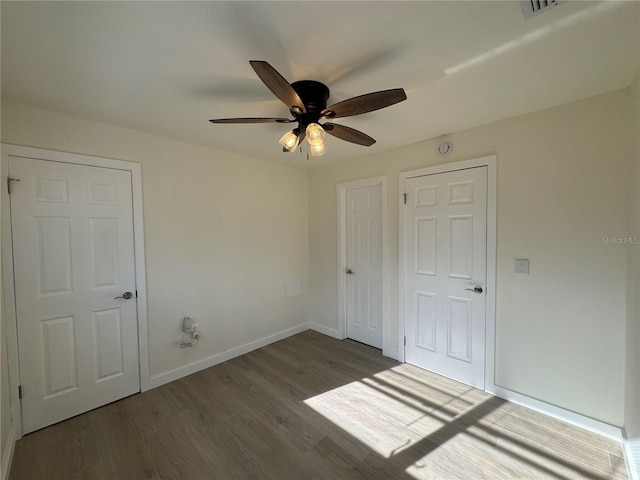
464;286;483;294
114;291;133;300
346;269;354;275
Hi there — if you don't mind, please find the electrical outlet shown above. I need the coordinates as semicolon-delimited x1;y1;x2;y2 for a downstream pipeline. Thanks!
515;259;530;275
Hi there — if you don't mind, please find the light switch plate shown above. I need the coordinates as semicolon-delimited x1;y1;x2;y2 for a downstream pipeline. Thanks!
515;259;529;275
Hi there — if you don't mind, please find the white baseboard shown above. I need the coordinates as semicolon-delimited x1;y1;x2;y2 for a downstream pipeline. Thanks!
148;323;309;390
309;322;341;339
383;348;401;361
1;426;15;480
623;433;640;480
309;322;400;361
488;385;622;440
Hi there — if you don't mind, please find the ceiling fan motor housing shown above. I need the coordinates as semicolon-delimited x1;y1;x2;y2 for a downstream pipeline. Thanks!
291;80;330;126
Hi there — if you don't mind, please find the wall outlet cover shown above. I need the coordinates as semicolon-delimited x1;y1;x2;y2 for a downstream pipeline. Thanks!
183;317;194;333
515;259;530;275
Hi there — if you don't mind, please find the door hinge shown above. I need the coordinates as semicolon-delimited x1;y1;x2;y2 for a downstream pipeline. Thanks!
404;336;406;346
402;193;407;204
7;177;21;195
18;385;22;399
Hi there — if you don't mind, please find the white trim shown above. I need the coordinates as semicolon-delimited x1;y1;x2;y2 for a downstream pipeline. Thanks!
623;432;640;480
398;155;497;381
336;176;390;354
2;150;24;439
484;159;498;391
0;143;150;432
382;349;401;362
490;384;623;441
130;164;150;392
149;323;308;389
1;426;15;480
397;181;407;360
3;145;142;171
309;322;341;339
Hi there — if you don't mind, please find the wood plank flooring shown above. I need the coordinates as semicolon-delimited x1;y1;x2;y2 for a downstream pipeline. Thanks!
10;330;627;479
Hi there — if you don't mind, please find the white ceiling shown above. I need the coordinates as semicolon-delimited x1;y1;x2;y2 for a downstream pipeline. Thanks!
2;1;639;167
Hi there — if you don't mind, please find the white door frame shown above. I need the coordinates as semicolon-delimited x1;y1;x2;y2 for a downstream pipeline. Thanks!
1;144;150;438
398;156;497;391
337;176;390;355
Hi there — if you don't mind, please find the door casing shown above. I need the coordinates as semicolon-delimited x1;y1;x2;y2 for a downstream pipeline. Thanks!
1;144;150;438
337;176;389;355
399;156;497;391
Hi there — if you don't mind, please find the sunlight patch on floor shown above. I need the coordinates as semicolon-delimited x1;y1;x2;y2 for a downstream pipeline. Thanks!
304;378;434;458
303;365;485;460
304;363;624;479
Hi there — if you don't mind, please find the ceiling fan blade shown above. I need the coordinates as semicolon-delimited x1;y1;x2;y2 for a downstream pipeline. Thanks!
323;123;376;146
249;60;306;114
209;117;292;124
321;88;407;119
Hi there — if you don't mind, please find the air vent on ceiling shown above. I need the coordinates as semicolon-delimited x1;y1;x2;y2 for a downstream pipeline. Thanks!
521;0;560;20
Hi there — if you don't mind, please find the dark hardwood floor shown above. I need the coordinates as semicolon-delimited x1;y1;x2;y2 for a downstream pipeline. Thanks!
10;330;627;479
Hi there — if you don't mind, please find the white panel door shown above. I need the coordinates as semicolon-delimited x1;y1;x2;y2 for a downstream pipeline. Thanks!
10;157;140;433
345;184;383;349
404;167;487;388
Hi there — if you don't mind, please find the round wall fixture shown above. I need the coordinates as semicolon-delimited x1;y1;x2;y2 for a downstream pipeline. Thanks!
438;141;453;155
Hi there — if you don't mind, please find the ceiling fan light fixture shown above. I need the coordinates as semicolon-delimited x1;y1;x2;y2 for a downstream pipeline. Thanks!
209;61;408;157
306;123;326;146
279;130;299;152
309;142;326;157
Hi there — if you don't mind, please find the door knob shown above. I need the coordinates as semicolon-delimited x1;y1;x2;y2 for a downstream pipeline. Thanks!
464;286;483;294
346;268;354;275
114;291;133;300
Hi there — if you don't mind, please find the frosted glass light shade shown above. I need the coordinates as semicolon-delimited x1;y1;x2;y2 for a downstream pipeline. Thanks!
279;130;299;151
306;123;326;146
309;142;326;157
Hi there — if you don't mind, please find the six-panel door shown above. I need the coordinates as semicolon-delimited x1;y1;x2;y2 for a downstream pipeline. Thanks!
346;184;383;349
10;157;140;433
404;167;487;388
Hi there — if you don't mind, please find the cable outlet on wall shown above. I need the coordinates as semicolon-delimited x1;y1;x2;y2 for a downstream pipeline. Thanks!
515;259;530;275
180;316;200;347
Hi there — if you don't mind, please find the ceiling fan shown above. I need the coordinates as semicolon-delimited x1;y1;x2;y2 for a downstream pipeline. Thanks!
209;61;407;156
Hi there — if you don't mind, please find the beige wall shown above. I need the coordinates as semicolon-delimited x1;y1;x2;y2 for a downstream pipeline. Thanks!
0;100;309;380
309;88;632;426
625;70;640;448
